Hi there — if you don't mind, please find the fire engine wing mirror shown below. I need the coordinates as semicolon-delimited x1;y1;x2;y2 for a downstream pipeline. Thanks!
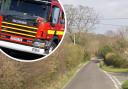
60;19;65;24
51;23;55;27
50;17;56;27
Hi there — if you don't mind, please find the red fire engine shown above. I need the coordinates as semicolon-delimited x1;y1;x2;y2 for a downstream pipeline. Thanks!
0;0;65;56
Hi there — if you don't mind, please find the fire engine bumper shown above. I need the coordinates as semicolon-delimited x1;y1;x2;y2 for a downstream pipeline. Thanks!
0;40;46;55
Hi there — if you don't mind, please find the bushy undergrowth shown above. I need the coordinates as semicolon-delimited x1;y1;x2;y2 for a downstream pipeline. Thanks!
122;80;128;89
63;44;89;70
0;54;24;89
98;45;113;59
0;42;90;89
98;45;128;68
105;52;128;68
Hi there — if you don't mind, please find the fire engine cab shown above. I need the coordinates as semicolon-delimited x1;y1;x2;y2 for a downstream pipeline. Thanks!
0;0;65;56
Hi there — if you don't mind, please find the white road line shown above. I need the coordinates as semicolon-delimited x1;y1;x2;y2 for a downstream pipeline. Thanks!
101;70;121;89
113;76;121;86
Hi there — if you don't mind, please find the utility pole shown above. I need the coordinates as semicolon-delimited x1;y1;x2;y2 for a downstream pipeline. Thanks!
74;33;76;45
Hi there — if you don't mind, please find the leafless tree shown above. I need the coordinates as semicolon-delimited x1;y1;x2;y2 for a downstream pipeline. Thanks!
116;27;128;41
75;5;98;32
64;5;99;44
64;5;77;42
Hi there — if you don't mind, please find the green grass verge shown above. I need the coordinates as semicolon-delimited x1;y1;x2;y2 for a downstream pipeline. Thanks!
47;61;89;89
100;61;128;73
122;80;128;89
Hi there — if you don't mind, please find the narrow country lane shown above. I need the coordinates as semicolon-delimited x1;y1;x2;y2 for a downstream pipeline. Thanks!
64;61;117;89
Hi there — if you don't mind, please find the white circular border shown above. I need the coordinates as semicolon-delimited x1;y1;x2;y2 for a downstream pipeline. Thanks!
0;0;67;62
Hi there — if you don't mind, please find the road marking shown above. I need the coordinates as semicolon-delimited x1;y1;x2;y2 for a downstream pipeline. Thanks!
111;76;122;89
101;70;121;89
113;76;121;86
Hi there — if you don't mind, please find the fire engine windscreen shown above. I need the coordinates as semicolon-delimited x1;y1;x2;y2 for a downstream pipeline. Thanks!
0;0;50;20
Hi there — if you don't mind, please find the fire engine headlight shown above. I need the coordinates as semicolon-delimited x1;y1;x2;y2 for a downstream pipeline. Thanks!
33;40;46;48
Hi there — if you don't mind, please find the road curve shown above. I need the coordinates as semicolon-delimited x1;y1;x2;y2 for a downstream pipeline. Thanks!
64;61;116;89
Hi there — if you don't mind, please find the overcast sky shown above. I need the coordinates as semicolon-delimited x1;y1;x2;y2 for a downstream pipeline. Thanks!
60;0;128;34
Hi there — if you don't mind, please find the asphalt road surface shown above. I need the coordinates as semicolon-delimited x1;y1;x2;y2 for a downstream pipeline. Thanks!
64;61;117;89
110;72;128;83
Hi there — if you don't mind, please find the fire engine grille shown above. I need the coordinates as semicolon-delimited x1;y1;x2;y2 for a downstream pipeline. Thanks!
1;21;38;38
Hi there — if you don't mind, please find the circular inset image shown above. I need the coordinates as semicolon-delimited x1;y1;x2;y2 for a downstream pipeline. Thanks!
0;0;66;62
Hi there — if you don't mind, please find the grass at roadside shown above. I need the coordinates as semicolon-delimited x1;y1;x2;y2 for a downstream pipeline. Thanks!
47;61;89;89
122;80;128;89
102;65;128;73
99;61;128;73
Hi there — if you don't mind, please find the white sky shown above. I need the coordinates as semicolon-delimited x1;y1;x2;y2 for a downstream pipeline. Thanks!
60;0;128;34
